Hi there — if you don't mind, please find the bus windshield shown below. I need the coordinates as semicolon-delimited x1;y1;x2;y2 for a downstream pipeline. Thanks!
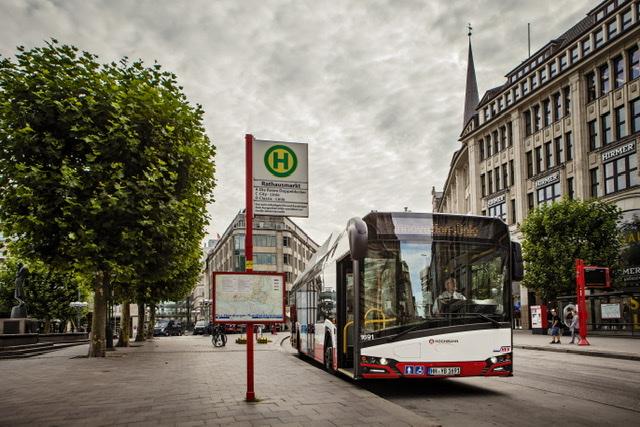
362;239;509;334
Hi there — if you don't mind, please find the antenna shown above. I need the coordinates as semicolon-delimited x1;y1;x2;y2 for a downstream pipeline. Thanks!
467;23;472;39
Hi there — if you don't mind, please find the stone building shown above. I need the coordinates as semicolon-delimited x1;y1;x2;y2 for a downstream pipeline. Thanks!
434;0;640;332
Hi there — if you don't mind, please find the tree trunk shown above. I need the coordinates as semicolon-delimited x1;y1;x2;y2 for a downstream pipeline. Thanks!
44;318;51;334
134;301;145;342
117;300;130;347
146;302;156;339
88;272;107;357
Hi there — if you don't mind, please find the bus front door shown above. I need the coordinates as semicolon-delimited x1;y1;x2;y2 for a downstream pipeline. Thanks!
337;257;354;370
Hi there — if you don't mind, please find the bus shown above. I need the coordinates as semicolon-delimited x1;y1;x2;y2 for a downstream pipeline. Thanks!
289;211;523;379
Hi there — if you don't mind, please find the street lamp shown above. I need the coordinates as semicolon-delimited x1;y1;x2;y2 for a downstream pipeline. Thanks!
69;301;88;332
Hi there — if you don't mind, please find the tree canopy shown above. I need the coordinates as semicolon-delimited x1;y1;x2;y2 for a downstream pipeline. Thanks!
0;41;215;355
521;198;622;301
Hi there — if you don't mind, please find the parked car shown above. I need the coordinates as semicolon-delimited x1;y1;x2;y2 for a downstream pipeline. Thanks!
193;320;208;335
153;319;183;336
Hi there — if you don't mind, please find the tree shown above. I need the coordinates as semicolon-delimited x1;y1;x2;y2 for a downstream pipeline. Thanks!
0;41;215;356
521;198;622;301
0;257;90;331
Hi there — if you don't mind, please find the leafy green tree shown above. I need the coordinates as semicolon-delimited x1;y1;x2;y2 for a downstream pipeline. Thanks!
0;41;215;356
521;198;622;301
0;257;90;331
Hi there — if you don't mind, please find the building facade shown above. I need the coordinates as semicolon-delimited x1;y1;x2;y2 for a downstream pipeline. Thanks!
205;211;318;294
435;0;640;333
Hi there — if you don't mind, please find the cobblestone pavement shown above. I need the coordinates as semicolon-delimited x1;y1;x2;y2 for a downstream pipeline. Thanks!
0;333;435;427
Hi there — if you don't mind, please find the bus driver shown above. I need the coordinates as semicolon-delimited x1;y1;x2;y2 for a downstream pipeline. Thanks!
433;277;466;314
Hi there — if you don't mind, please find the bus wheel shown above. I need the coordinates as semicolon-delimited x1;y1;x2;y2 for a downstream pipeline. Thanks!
324;345;334;373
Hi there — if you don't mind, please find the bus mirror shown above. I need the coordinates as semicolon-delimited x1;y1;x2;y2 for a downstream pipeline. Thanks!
511;242;524;281
347;217;368;261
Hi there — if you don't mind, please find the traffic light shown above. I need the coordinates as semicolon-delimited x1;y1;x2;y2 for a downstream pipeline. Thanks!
584;266;610;288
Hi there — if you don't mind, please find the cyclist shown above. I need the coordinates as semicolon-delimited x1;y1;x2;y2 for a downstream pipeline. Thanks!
211;323;227;347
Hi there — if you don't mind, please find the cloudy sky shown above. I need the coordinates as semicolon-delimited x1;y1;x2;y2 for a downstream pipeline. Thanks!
0;0;591;244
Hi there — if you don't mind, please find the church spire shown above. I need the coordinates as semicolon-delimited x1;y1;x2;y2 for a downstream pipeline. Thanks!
463;23;479;129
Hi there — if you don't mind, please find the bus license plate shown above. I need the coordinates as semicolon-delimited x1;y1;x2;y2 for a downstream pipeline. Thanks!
428;367;460;376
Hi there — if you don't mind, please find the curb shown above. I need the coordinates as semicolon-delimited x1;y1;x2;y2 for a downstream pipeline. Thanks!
514;344;640;361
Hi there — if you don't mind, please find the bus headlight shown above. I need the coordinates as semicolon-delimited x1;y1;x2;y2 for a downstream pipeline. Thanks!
490;356;498;364
379;358;388;366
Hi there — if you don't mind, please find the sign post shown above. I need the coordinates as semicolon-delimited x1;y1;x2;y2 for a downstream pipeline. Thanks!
575;259;590;346
241;133;307;401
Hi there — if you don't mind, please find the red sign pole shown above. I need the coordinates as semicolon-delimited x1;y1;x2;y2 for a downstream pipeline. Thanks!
575;259;590;346
245;133;255;401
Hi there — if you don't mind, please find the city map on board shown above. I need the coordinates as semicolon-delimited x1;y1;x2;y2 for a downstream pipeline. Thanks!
214;273;284;322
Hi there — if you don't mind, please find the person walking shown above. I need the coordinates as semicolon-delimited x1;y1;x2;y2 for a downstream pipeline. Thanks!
549;308;561;344
569;308;579;344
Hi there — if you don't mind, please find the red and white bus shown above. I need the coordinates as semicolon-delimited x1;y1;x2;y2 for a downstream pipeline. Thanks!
289;211;523;379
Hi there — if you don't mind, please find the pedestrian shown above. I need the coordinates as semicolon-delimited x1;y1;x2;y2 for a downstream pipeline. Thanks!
549;308;561;344
569;308;579;344
514;300;522;329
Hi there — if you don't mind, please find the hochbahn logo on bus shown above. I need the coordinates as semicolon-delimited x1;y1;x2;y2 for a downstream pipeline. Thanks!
428;338;459;344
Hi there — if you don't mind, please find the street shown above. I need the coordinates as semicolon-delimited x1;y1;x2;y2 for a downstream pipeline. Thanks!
360;348;640;426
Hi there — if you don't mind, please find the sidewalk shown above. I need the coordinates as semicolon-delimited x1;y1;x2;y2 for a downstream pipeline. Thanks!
513;329;640;361
0;333;435;427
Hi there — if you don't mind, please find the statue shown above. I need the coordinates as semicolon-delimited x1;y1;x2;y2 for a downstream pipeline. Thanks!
11;263;28;318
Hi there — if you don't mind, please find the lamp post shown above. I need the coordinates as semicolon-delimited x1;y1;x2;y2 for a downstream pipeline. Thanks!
69;301;88;332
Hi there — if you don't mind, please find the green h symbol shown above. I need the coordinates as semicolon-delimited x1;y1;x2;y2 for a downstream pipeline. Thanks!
272;151;289;170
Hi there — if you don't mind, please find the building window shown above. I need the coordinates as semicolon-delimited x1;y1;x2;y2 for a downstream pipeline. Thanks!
254;253;276;265
510;199;516;225
488;202;506;221
500;126;507;151
566;131;575;161
479;140;485;160
615;106;627;139
554;136;564;164
540;67;548;83
632;98;640;133
488;170;493;194
588;119;599;150
590;167;599;198
570;46;579;63
543;99;551;126
545;141;554;169
509;160;515;186
507;122;513;146
613;56;624;89
535;146;543;174
550;62;558;78
493;130;500;154
601;112;612;145
526;151;534;178
254;235;276;247
586;71;597;101
282;236;290;247
607;19;617;39
604;152;638;194
629;46;640;80
283;253;291;265
582;38;591;56
481;174;486;197
553;92;562;121
567;177;574;200
494;166;501;191
622;8;633;31
537;182;561;206
502;164;508;189
563;86;571;117
524;111;532;136
527;192;535;211
599;63;610;95
559;55;568;71
533;104;541;131
594;28;604;48
531;74;538;90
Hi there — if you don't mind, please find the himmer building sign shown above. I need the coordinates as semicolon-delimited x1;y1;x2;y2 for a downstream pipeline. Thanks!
252;140;309;217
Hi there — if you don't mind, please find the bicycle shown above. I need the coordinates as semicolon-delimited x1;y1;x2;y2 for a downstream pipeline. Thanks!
211;324;227;347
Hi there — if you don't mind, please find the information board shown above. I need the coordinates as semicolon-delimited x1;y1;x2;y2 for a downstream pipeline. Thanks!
600;303;621;319
252;139;308;217
213;272;285;323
